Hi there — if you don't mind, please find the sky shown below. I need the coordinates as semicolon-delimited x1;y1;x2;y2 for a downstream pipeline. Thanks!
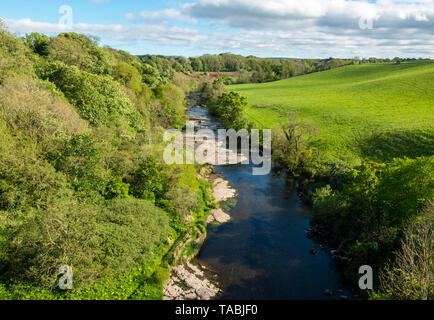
1;0;433;58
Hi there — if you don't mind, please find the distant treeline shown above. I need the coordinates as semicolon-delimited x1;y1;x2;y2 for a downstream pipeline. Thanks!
139;53;430;84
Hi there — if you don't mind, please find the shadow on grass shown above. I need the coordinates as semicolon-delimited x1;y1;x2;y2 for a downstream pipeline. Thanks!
355;129;434;162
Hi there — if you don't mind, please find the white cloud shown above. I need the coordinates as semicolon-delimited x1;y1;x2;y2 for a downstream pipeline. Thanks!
3;0;434;58
4;18;208;48
180;0;434;57
125;9;198;24
184;0;434;30
5;18;126;35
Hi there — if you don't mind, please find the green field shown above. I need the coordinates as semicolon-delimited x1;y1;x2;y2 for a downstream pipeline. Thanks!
228;62;434;162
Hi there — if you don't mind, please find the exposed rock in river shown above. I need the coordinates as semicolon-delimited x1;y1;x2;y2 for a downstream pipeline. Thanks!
164;263;220;301
212;177;237;203
206;208;231;224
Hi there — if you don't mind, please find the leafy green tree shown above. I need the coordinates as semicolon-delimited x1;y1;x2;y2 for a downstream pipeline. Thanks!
47;33;117;75
46;134;108;195
131;157;167;203
209;91;249;130
190;57;203;72
272;113;319;174
41;62;134;126
0;21;33;80
104;176;130;200
115;62;142;93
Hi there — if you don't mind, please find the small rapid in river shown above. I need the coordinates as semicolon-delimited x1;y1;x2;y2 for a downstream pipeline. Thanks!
188;101;355;300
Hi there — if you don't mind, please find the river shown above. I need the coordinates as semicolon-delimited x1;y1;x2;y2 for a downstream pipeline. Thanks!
188;104;355;300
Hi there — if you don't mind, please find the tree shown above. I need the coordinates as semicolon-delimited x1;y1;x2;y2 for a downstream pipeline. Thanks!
281;61;296;79
47;33;117;75
210;91;249;130
115;62;142;93
272;113;318;173
190;57;203;72
131;157;167;203
0;21;34;80
41;62;134;126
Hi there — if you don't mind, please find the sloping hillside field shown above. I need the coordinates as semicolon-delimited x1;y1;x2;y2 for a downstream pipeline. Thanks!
229;62;434;162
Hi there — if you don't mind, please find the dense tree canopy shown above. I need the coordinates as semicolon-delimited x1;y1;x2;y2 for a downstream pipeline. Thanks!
0;26;209;299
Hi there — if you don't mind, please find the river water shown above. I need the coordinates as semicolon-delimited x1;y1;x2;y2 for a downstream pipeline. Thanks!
189;105;355;300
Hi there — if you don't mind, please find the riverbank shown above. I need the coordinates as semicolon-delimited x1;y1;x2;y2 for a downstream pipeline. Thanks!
163;99;238;301
163;168;238;301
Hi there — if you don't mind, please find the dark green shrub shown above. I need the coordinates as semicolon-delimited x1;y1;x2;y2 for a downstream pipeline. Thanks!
130;156;167;203
104;176;130;200
24;33;50;56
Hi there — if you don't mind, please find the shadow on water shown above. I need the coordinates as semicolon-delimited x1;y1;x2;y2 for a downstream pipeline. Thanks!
189;105;355;300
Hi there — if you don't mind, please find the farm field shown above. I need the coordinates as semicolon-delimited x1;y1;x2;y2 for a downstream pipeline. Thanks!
228;62;434;163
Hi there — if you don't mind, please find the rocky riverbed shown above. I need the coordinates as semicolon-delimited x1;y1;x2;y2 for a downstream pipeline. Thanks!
163;100;238;301
163;170;237;300
164;262;220;300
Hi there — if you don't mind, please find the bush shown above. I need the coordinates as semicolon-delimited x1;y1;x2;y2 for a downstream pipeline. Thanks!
46;134;108;195
0;76;88;140
200;80;226;102
151;83;186;128
24;33;50;56
272;113;319;174
377;157;434;227
380;205;434;300
1;197;170;289
130;156;167;203
312;185;345;227
104;176;130;200
0;21;34;81
0;123;70;211
115;62;142;94
40;62;134;126
147;99;183;129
